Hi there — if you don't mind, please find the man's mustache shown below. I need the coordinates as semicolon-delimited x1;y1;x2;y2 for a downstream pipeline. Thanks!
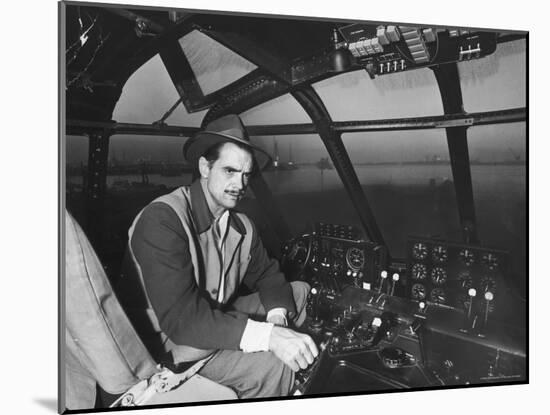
225;190;244;197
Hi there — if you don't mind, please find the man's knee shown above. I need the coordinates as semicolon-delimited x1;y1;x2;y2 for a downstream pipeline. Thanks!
246;352;294;398
290;281;310;327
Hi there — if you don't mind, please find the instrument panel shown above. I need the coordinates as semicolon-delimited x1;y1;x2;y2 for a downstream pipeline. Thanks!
284;225;525;396
309;223;386;292
406;237;508;314
338;24;497;77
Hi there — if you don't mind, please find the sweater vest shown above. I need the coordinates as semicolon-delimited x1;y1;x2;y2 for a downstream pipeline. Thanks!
127;186;254;363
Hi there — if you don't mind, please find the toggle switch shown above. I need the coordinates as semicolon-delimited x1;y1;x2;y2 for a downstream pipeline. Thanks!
478;291;494;338
460;288;476;333
378;270;388;294
389;273;400;296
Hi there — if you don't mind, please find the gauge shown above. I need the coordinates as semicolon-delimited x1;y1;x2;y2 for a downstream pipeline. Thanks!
331;242;345;258
431;245;448;263
430;288;447;304
431;267;448;285
411;263;428;281
457;270;473;290
346;247;365;270
481;253;499;271
480;275;497;293
411;283;427;300
412;242;429;261
459;249;475;266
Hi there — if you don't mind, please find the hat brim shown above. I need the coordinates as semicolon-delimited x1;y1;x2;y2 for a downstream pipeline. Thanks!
184;131;272;170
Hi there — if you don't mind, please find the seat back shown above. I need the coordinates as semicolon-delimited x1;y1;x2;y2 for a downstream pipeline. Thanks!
63;211;159;410
62;211;238;410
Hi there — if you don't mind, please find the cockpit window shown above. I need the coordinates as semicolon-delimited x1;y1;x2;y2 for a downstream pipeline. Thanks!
178;30;257;96
342;130;459;258
468;122;526;283
241;93;311;125
66;134;88;202
312;67;444;121
112;54;206;127
459;39;526;112
248;134;362;235
107;134;192;193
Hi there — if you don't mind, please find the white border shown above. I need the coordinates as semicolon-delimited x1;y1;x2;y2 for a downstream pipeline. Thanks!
4;0;543;414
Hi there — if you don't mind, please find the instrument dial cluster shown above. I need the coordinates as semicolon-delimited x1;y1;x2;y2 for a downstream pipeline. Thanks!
295;223;387;291
407;237;508;311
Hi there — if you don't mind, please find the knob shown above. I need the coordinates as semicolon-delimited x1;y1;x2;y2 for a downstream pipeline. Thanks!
467;288;476;319
389;273;400;296
460;288;476;333
478;291;494;338
418;301;426;313
309;287;323;329
378;270;388;294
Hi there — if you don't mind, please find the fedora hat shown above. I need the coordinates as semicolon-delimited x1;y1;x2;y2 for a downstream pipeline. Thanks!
183;114;272;170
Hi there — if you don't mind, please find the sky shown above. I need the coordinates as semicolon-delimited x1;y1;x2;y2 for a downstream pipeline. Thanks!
67;28;526;166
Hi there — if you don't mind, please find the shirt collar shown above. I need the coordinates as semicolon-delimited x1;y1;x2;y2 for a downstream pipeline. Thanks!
189;179;247;235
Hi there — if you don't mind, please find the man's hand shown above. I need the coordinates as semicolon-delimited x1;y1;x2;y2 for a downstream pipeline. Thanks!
268;326;319;372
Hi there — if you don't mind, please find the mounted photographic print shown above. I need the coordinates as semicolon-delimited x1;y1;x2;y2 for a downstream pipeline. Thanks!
60;0;528;412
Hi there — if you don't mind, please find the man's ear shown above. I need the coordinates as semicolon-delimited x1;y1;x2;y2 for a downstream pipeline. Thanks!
198;156;210;179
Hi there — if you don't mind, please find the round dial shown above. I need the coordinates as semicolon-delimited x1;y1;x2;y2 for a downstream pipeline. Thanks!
459;249;475;266
431;245;448;263
431;267;448;285
346;247;365;270
411;283;427;300
481;253;499;270
430;288;447;304
480;275;497;293
411;263;428;280
457;270;473;289
412;242;429;261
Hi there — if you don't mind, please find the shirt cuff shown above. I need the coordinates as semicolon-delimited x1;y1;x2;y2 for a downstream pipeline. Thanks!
239;319;274;353
266;307;288;326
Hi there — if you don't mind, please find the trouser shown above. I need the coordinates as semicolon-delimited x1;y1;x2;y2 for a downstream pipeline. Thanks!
198;281;310;399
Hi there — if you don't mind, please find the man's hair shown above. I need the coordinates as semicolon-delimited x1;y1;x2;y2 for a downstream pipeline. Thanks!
202;141;255;167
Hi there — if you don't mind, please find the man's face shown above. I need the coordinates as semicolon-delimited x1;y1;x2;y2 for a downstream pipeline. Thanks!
200;143;254;216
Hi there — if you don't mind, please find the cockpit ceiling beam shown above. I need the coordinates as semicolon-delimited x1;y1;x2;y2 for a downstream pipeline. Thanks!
66;119;198;137
159;40;206;112
292;87;386;248
197;27;293;86
247;108;526;135
433;63;479;245
105;8;167;34
66;107;524;137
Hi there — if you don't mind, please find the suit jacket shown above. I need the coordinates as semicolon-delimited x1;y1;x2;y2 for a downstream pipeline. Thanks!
121;180;295;363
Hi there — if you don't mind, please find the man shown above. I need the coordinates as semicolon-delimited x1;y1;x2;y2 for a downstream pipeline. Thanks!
122;114;318;399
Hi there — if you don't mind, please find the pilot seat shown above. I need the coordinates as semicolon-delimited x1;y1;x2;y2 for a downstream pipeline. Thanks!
63;211;237;411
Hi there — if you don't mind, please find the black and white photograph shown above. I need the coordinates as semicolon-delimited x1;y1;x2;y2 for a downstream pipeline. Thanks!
59;0;528;413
